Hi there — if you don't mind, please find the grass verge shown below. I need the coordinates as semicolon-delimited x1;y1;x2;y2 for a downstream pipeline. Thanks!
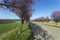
0;21;31;40
35;22;60;28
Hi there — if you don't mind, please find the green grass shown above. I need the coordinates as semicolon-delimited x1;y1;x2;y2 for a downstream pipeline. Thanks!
34;21;60;28
0;21;20;35
0;21;31;40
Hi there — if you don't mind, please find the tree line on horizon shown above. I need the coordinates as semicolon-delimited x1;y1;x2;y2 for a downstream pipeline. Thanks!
33;16;50;22
33;11;60;23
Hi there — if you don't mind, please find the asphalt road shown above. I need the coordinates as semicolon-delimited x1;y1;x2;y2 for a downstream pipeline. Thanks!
34;22;60;40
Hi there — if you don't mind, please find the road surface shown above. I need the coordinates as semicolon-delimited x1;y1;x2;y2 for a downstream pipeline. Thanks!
34;22;60;40
30;23;53;40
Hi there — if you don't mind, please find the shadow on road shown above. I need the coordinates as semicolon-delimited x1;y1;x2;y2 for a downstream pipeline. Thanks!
30;23;53;40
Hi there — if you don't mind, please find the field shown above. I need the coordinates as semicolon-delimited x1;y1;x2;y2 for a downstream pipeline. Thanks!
0;21;31;40
33;21;60;28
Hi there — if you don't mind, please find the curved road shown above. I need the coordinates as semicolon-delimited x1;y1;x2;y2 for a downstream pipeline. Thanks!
34;22;60;40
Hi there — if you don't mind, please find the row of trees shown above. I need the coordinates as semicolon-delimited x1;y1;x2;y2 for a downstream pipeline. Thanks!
33;16;50;22
33;11;60;23
0;0;35;33
0;0;34;24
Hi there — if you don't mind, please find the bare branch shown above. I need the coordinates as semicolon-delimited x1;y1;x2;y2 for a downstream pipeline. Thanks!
0;3;20;10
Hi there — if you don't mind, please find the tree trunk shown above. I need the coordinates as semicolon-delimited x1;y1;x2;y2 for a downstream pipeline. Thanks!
20;18;24;33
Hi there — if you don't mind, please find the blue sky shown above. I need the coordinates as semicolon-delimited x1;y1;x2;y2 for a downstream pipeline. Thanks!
0;0;60;19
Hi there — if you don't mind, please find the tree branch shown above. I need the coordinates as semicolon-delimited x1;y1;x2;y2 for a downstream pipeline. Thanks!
0;3;20;10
